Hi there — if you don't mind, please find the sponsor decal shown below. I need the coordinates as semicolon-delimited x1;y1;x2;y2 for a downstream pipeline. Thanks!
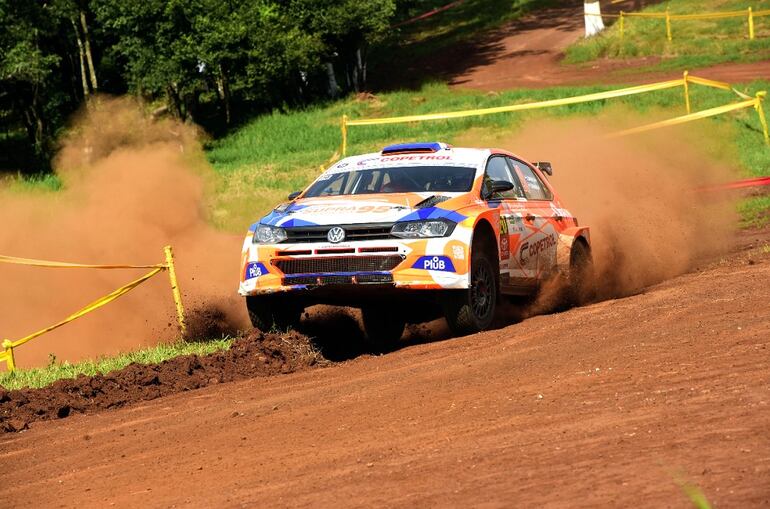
499;216;510;261
380;154;451;162
245;262;269;280
327;227;346;243
302;204;397;214
518;234;557;265
452;245;465;260
413;255;456;272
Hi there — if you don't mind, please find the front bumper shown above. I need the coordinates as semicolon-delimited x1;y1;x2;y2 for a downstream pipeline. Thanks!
238;236;470;296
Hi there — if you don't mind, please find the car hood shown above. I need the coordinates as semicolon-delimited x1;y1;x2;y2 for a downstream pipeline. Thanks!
255;193;470;229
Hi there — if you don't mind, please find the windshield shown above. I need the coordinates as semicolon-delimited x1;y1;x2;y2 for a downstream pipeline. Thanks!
304;165;476;197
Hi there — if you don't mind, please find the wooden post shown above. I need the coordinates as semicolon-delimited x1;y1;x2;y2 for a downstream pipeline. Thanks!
620;12;625;39
665;9;672;42
341;115;348;156
2;340;15;373
164;246;187;338
683;70;691;114
749;8;755;40
755;92;770;146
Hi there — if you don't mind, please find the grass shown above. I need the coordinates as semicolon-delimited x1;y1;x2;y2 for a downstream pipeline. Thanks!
0;172;62;193
0;338;233;391
565;0;770;70
206;78;770;231
739;194;770;226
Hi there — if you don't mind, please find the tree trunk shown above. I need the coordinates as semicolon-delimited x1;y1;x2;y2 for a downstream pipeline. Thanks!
80;11;98;92
216;63;232;125
325;62;339;98
71;17;90;99
357;46;366;89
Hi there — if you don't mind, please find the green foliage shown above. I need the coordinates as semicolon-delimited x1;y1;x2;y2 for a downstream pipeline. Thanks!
739;195;770;227
206;79;770;231
565;0;770;70
0;338;232;390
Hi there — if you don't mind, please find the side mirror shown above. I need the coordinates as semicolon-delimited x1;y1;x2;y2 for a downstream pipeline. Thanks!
483;180;514;200
535;162;553;176
287;191;301;200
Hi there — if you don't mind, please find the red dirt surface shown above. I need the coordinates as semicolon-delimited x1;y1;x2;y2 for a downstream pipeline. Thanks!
2;226;769;507
375;0;770;91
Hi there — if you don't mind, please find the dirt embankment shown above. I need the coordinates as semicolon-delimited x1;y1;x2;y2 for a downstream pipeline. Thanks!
0;331;325;432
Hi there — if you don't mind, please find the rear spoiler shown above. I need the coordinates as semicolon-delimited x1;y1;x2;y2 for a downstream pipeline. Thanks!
535;162;553;176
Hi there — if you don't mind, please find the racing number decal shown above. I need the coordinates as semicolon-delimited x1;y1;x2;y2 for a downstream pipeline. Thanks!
499;216;510;261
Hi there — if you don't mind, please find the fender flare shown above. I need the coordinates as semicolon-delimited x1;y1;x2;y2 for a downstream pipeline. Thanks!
555;226;591;272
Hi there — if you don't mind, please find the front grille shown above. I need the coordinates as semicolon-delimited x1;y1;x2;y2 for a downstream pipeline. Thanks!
275;255;403;275
284;223;394;244
283;274;394;286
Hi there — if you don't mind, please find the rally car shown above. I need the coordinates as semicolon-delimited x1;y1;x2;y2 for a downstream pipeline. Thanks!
239;142;593;345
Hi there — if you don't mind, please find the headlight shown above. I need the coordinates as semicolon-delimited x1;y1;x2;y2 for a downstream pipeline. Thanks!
391;220;455;238
253;224;287;244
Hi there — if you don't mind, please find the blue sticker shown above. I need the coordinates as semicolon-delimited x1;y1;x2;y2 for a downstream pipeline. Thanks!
412;256;456;272
244;262;269;280
398;207;467;224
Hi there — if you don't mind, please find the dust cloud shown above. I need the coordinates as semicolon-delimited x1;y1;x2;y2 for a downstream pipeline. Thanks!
461;116;738;302
0;98;249;368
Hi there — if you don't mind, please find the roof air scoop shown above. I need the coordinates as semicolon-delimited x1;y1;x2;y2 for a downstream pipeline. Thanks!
381;142;450;155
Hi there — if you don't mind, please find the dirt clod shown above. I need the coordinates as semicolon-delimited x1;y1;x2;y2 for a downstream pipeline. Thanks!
0;330;326;433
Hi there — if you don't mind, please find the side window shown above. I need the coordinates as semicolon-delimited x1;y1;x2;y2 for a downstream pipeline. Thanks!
509;159;552;201
484;156;521;200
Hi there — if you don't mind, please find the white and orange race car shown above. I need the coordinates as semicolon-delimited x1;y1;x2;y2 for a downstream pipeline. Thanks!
239;142;593;345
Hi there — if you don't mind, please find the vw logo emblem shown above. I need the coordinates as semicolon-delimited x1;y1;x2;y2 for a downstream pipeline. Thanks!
327;226;346;244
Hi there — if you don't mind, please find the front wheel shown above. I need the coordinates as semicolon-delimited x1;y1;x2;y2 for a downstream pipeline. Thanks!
361;306;405;351
246;295;303;332
443;249;498;336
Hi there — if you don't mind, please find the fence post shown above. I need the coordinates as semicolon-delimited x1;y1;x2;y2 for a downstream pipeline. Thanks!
341;115;348;156
683;70;691;114
755;92;770;146
2;340;15;373
749;8;755;40
163;246;187;338
619;12;625;39
665;9;672;42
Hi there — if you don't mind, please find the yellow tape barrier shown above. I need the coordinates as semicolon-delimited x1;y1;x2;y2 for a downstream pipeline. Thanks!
609;93;768;142
0;246;187;372
340;72;769;154
587;6;770;41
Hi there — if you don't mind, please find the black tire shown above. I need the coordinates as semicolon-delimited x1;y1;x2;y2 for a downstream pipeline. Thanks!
361;306;405;351
566;240;596;306
443;242;498;336
246;295;303;332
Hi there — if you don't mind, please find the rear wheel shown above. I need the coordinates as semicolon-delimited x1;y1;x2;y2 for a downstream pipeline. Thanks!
246;295;303;332
443;242;498;336
566;240;596;306
361;306;406;351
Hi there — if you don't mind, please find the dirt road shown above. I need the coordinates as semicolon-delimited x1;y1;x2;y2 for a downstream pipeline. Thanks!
376;0;770;91
3;226;769;508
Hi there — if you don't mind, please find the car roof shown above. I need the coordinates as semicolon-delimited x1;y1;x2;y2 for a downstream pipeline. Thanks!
330;147;491;171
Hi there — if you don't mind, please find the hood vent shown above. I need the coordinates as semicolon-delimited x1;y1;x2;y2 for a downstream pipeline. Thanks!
415;195;450;209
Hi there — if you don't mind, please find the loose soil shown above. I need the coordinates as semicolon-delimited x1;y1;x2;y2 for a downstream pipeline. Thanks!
373;0;770;91
0;331;325;433
2;225;769;507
